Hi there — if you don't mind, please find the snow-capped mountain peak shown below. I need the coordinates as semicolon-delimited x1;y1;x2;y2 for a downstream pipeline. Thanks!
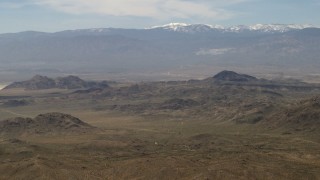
233;24;314;33
148;23;316;33
148;23;224;33
149;23;190;30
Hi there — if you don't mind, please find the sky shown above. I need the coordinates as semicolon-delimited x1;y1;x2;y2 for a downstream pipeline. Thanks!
0;0;320;33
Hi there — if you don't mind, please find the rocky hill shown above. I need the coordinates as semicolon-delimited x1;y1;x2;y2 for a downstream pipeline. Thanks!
213;70;258;82
3;75;109;90
262;96;320;133
0;112;97;136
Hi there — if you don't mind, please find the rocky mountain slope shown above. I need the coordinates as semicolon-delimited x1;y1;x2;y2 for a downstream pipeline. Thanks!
0;112;96;136
3;75;109;90
262;96;320;133
212;70;258;82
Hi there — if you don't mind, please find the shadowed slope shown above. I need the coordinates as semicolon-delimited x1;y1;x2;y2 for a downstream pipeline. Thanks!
0;112;97;136
213;70;258;82
262;96;320;133
3;75;109;90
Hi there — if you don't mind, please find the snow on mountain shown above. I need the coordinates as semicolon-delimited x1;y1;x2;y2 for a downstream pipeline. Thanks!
149;23;315;33
148;23;224;33
229;24;314;33
52;23;316;35
150;23;190;30
56;28;113;35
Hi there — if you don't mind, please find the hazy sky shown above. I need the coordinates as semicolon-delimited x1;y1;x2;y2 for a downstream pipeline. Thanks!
1;0;319;33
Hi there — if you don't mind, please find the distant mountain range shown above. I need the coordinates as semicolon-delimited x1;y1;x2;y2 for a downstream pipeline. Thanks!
148;23;315;33
0;23;319;81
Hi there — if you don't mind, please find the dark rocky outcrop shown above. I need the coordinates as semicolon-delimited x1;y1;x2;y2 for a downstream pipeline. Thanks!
3;75;109;90
5;75;56;90
160;98;200;110
0;112;97;136
55;75;88;89
2;99;29;107
262;96;320;132
213;70;258;82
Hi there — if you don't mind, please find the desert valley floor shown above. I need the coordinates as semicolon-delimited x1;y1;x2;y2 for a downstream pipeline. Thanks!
0;71;319;179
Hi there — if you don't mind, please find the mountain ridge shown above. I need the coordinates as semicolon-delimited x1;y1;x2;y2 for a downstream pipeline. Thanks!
213;70;258;82
0;24;320;82
0;23;317;35
0;112;97;136
145;23;315;33
53;23;318;34
3;75;109;90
